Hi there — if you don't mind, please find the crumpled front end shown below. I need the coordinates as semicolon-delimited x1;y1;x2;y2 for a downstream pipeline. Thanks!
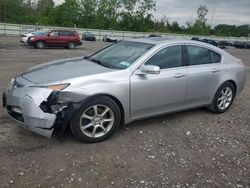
3;78;58;138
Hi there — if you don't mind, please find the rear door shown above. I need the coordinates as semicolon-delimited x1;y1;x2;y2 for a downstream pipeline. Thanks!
185;44;222;108
46;31;60;46
58;31;70;46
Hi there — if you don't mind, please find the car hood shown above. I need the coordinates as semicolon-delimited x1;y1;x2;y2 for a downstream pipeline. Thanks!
21;57;116;84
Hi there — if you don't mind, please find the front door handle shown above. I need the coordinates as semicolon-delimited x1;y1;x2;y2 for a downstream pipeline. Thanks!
175;73;186;78
211;68;220;73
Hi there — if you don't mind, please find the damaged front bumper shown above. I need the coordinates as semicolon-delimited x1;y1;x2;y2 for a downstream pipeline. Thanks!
3;80;59;138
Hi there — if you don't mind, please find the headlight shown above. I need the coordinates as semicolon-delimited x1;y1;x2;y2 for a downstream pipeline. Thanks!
46;83;70;91
32;83;70;91
29;37;35;41
7;78;15;90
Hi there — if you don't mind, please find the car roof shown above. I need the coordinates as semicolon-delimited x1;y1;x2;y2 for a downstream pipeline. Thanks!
50;30;76;32
126;37;227;54
126;37;210;46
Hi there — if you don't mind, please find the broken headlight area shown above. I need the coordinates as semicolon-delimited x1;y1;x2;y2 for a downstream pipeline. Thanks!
40;91;69;114
39;91;74;139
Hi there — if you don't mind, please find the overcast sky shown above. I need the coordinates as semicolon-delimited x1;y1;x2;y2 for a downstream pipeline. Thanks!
54;0;250;26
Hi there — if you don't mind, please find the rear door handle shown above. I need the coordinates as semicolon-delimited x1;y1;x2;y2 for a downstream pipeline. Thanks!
175;73;186;78
211;68;220;73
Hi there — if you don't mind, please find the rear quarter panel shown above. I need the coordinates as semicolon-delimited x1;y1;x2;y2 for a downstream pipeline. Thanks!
215;54;246;98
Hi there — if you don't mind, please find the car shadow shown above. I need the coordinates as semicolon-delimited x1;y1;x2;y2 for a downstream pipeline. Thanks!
21;45;83;50
61;107;209;143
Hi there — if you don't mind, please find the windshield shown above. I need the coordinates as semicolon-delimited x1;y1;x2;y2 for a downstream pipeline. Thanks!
87;41;154;69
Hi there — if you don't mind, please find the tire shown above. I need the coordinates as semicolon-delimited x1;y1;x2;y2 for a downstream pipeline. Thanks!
67;42;75;49
35;41;45;49
70;96;121;143
208;82;236;113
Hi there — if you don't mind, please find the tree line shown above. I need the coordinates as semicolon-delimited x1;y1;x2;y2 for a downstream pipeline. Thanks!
0;0;249;37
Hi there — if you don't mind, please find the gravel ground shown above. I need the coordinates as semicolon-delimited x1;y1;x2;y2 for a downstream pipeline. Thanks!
0;36;249;188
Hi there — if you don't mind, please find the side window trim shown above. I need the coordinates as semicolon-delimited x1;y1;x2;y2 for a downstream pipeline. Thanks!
209;50;222;64
184;43;222;66
143;44;185;70
185;44;210;66
183;45;188;66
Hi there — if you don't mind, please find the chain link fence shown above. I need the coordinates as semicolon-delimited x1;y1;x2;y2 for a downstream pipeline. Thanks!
0;22;248;42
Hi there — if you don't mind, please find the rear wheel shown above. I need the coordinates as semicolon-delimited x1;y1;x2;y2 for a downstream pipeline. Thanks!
67;42;75;49
208;82;236;113
35;41;45;49
70;96;121;143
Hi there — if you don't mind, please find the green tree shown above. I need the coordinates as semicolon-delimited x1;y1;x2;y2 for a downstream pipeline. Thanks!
186;5;211;35
119;0;156;31
53;0;80;27
36;0;55;25
96;0;121;29
78;0;97;28
0;0;26;23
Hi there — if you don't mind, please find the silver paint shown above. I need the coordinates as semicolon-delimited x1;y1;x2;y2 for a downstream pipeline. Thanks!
4;38;246;137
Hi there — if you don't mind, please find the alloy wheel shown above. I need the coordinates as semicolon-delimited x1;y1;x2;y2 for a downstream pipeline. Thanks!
36;41;44;49
79;105;114;138
217;87;233;110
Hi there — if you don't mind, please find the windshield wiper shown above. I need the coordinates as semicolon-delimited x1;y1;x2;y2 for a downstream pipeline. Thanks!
86;57;110;68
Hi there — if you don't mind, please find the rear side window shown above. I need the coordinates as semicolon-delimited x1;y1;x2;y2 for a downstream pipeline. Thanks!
145;45;183;69
210;50;221;63
58;31;76;36
69;31;76;36
59;31;68;36
187;45;210;65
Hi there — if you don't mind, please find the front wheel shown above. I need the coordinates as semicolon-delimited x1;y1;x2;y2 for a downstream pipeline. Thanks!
70;96;121;143
35;41;45;49
208;82;236;113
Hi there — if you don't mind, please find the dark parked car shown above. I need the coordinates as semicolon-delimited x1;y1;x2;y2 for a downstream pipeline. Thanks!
202;39;226;49
149;34;162;37
27;30;82;49
218;40;232;46
82;32;96;41
202;39;219;47
191;37;201;41
234;41;250;49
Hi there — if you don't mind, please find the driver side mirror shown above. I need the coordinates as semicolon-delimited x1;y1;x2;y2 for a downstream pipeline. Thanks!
47;33;50;37
140;65;160;75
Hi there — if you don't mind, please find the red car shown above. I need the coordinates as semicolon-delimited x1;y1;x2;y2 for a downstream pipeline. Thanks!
27;30;82;49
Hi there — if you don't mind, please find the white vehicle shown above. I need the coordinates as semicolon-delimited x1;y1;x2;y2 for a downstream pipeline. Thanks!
103;35;118;42
20;31;45;44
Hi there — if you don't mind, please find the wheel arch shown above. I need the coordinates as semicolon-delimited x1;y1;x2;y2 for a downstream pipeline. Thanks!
54;93;125;139
226;80;237;93
209;79;237;105
35;40;46;47
36;39;46;43
94;94;125;125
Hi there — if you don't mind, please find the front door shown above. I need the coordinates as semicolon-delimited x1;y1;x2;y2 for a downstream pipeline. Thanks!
130;45;188;120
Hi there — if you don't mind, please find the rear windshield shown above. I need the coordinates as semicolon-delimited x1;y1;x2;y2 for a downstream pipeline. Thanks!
88;41;154;69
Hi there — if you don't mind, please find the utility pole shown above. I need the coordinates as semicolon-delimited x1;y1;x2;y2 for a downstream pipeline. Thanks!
4;0;7;22
4;0;7;35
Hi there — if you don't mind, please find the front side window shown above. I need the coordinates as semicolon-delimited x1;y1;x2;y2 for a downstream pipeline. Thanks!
145;45;183;69
88;41;154;69
187;45;210;65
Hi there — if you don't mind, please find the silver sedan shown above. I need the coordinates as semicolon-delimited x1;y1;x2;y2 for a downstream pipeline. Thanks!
3;38;246;142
